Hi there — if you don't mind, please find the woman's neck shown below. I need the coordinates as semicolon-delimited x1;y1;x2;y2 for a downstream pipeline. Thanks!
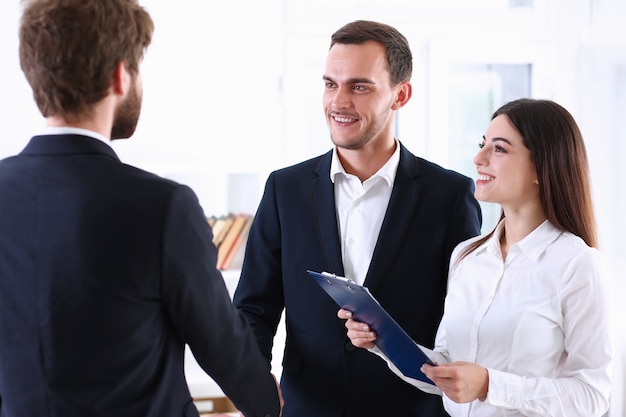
499;209;547;260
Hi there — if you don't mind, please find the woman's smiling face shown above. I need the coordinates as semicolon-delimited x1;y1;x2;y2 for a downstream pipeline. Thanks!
473;114;540;210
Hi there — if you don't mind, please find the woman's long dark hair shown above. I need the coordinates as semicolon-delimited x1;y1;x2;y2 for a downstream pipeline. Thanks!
455;98;597;266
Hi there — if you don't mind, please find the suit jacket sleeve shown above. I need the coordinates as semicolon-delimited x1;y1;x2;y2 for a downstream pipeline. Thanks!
160;184;280;417
233;172;285;363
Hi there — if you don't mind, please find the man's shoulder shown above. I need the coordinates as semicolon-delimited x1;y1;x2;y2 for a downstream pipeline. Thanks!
118;161;173;183
270;151;331;177
411;155;473;186
114;162;195;202
398;143;471;183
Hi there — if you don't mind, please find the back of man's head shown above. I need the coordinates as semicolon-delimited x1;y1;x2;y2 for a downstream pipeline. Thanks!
19;0;154;121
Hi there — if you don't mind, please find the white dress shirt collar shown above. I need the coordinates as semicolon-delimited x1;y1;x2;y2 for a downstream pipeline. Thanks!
39;126;110;146
478;218;563;262
329;139;400;186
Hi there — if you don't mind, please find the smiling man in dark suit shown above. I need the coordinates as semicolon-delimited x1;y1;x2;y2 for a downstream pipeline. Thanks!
0;1;281;416
233;20;482;417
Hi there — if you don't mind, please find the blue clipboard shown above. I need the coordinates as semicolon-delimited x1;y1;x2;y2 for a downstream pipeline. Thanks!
307;270;435;385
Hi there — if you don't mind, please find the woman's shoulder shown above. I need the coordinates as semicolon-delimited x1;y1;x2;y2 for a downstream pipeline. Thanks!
554;231;601;259
449;233;491;264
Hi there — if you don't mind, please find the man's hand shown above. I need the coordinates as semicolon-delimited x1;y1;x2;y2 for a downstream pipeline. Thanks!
238;374;283;417
337;309;377;349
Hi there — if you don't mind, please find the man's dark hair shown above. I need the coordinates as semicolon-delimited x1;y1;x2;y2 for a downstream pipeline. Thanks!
330;20;412;85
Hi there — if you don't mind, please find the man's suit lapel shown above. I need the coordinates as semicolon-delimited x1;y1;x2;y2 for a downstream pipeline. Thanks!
310;151;344;276
364;144;421;292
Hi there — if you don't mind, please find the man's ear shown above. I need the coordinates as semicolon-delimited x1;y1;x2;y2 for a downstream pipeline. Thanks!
391;81;412;110
111;62;131;97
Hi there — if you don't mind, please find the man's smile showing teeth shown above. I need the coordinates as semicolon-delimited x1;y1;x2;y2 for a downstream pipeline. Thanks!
333;116;357;123
477;174;494;181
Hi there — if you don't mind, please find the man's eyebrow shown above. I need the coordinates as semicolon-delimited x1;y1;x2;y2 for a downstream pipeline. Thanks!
322;75;376;84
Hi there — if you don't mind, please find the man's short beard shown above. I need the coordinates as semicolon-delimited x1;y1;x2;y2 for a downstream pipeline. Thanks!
111;77;142;140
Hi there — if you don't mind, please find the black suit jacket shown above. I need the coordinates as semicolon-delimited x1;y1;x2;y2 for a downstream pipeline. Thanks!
0;135;280;417
234;143;482;417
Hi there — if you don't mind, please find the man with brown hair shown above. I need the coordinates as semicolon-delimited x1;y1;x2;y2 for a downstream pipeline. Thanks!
234;20;481;417
0;1;281;416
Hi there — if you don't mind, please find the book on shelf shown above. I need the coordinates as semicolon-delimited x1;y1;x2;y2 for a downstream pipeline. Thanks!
206;215;218;229
211;214;235;248
207;213;254;270
219;214;253;270
216;213;249;270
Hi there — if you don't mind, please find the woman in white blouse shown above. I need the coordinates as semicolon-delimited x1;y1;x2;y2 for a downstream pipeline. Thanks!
339;98;613;417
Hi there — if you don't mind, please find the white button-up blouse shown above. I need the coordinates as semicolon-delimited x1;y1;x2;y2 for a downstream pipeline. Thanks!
376;220;613;417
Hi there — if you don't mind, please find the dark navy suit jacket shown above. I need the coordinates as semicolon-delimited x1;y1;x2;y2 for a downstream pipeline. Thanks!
0;135;280;417
234;143;482;417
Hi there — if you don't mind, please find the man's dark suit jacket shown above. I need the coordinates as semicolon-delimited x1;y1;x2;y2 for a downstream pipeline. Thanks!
234;143;482;417
0;135;280;417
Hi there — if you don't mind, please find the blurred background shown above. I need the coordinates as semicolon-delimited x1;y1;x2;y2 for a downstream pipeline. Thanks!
1;0;624;415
